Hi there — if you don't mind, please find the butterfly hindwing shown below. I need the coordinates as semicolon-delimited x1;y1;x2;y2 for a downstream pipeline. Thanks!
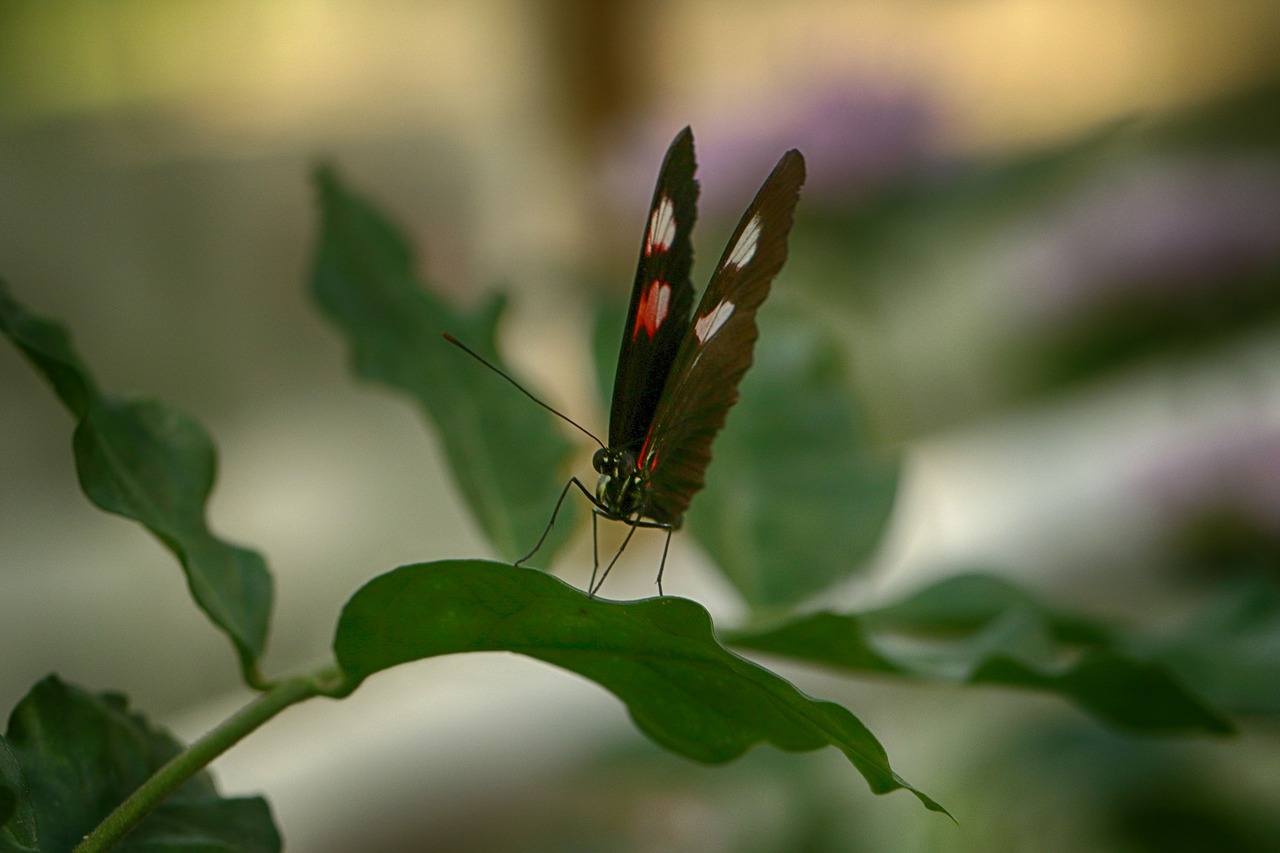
608;127;699;452
639;148;806;525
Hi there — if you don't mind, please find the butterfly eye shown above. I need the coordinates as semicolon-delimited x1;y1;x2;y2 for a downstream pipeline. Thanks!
591;447;611;475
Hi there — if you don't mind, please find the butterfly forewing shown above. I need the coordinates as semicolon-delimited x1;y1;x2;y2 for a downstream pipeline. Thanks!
608;127;699;452
639;149;806;525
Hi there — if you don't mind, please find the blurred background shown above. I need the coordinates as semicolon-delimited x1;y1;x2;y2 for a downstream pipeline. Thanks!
2;1;1279;850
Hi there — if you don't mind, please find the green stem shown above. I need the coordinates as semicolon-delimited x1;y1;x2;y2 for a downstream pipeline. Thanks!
74;666;344;853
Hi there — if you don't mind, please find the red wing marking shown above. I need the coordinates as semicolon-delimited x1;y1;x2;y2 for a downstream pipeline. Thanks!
633;281;671;340
639;432;657;472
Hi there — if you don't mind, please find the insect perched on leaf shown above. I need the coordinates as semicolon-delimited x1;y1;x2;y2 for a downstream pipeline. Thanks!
447;127;805;595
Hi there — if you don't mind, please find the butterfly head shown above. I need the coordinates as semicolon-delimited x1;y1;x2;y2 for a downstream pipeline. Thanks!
592;446;646;519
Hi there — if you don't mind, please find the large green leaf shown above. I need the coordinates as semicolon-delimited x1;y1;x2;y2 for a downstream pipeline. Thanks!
0;677;279;853
0;283;271;677
332;559;948;816
310;166;576;563
727;574;1234;733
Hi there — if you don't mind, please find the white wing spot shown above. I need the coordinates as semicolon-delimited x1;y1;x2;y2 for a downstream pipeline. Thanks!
646;195;677;255
653;282;670;323
725;214;761;268
694;299;735;344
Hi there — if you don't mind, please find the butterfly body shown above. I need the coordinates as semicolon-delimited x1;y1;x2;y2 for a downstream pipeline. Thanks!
591;446;647;521
518;126;806;594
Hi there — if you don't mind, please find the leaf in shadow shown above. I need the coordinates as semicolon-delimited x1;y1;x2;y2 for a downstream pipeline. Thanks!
0;739;36;852
0;677;279;853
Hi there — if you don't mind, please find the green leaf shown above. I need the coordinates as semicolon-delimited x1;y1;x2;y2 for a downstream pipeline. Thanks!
727;574;1234;734
0;283;272;678
332;559;948;816
688;307;900;608
1;677;279;853
593;303;899;608
310;166;577;563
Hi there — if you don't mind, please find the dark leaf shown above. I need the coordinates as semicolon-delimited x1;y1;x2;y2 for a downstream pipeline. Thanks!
0;740;37;852
1;677;279;853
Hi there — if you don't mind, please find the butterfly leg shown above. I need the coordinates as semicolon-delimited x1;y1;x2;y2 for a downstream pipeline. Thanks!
654;527;674;595
515;476;599;567
625;519;676;594
589;521;640;597
587;509;603;593
589;518;676;597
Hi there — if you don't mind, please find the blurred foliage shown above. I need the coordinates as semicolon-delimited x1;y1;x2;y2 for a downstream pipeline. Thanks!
690;306;899;609
1154;85;1280;154
729;574;1233;733
788;83;1280;436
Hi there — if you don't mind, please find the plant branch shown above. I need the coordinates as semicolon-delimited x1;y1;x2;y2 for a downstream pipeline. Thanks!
74;666;343;853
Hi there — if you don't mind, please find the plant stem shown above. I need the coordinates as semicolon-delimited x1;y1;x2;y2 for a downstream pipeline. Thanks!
74;667;342;853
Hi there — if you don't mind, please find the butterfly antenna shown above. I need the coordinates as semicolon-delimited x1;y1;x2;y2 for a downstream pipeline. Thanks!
443;333;605;449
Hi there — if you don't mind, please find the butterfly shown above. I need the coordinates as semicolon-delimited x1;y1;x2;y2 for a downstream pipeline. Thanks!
513;127;806;595
448;127;804;595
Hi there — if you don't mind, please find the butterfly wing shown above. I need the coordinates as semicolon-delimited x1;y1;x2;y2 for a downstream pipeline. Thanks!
608;127;700;452
638;148;806;525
